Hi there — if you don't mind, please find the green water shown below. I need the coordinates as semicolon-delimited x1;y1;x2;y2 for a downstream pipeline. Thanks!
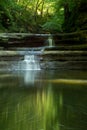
0;70;87;130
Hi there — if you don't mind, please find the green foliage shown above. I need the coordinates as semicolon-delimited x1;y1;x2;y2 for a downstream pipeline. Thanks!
42;8;64;32
61;0;87;32
0;0;87;33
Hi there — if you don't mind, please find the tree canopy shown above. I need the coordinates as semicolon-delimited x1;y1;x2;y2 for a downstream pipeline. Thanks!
0;0;87;33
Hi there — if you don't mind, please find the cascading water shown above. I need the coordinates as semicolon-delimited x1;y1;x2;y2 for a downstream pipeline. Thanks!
48;35;55;47
18;51;41;70
23;54;40;70
14;49;42;85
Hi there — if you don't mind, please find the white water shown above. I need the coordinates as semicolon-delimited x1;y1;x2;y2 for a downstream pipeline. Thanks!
18;54;40;70
24;55;40;70
48;36;55;47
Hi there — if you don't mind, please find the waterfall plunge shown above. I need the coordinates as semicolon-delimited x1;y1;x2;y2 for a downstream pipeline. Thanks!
18;54;40;70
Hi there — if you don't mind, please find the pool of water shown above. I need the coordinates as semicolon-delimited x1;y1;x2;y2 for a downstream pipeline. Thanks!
0;70;87;130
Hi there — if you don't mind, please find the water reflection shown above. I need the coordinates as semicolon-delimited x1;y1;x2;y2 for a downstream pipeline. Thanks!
17;70;42;86
23;71;40;85
0;70;87;130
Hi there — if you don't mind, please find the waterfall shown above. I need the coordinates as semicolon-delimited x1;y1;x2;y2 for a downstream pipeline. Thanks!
23;55;40;70
48;35;55;47
18;53;41;70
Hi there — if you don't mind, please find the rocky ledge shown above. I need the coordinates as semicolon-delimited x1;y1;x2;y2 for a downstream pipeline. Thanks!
0;49;87;70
